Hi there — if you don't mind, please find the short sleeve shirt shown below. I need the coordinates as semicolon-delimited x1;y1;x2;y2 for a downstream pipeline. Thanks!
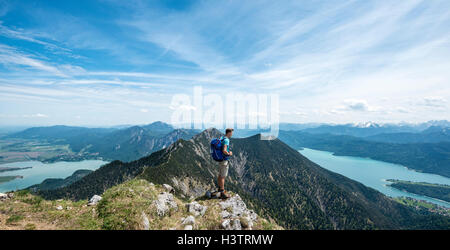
220;136;230;153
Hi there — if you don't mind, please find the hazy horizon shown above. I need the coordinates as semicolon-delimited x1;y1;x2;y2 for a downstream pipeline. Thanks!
1;119;449;130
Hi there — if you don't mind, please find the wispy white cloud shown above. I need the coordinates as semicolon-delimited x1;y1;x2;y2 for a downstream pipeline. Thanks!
169;104;196;111
330;99;379;114
0;44;65;76
0;0;449;125
422;96;447;107
23;113;48;118
396;107;410;114
344;99;373;112
0;23;65;49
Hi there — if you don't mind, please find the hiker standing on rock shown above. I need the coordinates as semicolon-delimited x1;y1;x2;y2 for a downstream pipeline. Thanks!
218;128;233;199
210;128;234;199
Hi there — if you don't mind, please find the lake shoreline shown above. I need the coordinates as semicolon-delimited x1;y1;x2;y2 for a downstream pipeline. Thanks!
299;148;450;208
299;147;447;179
0;160;108;193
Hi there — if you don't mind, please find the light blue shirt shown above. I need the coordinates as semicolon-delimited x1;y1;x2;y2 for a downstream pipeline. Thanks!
220;136;230;153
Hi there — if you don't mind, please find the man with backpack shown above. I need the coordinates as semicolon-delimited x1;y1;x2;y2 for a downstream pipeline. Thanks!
210;128;234;199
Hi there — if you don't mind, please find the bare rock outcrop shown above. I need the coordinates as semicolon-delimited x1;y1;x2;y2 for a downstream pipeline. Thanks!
219;194;258;230
154;192;178;216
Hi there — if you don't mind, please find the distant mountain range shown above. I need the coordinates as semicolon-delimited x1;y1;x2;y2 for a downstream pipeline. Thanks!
283;120;450;137
36;129;450;229
4;121;450;177
365;126;450;143
5;122;199;162
5;120;450;141
302;123;419;137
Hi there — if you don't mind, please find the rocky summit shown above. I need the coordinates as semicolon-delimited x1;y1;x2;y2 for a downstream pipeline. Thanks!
0;179;280;230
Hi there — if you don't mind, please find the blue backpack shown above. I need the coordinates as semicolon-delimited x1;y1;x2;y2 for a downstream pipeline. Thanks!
210;137;230;162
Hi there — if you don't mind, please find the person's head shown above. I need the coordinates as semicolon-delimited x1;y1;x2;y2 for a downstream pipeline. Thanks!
225;128;234;138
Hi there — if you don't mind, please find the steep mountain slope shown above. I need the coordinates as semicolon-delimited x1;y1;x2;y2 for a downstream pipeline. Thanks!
39;129;450;229
86;128;198;162
278;131;450;178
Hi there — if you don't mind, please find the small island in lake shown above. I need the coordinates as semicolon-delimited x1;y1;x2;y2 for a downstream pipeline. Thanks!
387;179;450;203
0;166;32;173
0;175;23;184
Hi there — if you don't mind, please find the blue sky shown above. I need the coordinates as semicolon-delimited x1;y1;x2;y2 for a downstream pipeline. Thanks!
0;0;449;126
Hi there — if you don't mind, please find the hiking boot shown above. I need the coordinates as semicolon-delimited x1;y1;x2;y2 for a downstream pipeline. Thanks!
220;190;231;199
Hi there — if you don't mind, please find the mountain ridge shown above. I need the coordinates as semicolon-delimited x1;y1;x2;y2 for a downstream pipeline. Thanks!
36;128;450;229
4;122;199;163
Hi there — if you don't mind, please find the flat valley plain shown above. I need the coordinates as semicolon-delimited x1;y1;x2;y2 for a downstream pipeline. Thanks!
0;139;72;164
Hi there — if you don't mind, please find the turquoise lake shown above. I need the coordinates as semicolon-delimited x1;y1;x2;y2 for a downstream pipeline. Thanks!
0;160;108;192
300;148;450;208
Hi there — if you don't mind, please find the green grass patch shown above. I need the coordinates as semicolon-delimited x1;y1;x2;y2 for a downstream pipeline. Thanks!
15;189;30;197
6;214;24;224
97;179;158;230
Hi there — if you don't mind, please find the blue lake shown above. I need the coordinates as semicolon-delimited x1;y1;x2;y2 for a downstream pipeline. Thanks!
300;148;450;208
0;160;108;192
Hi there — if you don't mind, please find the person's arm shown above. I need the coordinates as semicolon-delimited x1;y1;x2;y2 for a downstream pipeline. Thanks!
222;144;232;156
